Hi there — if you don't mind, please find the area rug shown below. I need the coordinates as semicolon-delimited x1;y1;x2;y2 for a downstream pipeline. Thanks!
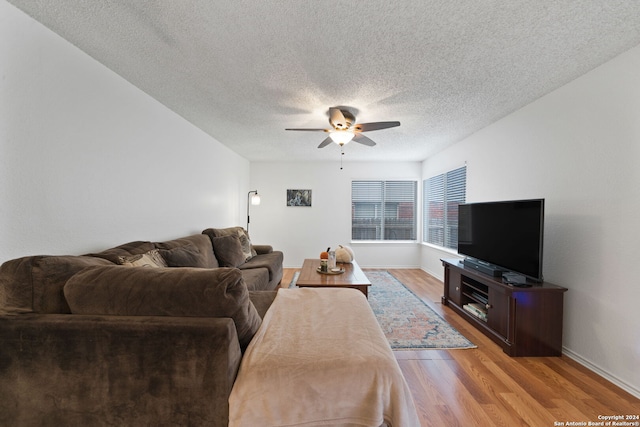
289;270;476;350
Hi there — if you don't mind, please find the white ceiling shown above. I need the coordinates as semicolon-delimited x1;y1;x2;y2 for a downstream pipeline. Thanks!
7;0;640;162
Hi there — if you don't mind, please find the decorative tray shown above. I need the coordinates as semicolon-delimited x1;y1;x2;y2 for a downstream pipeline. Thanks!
316;267;345;275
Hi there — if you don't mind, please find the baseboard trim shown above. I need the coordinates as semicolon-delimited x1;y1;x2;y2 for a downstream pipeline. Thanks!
283;265;422;269
420;266;444;282
563;347;640;399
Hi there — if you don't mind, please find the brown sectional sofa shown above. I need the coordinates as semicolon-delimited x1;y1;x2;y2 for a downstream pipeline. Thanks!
0;228;283;426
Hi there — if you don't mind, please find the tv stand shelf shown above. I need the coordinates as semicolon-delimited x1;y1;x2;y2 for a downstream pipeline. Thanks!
441;258;568;357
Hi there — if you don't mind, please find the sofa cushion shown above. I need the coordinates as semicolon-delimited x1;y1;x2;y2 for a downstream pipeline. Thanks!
88;235;218;268
237;233;254;261
64;266;261;349
117;249;168;268
154;234;219;268
211;235;245;268
157;243;209;268
203;226;242;239
203;227;257;260
87;241;156;264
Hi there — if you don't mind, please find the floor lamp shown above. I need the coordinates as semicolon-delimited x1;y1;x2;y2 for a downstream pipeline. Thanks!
247;190;260;233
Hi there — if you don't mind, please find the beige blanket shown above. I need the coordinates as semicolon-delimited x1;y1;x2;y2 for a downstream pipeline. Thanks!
229;288;420;427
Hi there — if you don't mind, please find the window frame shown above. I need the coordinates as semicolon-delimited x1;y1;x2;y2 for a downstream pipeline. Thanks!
351;180;418;242
422;166;467;250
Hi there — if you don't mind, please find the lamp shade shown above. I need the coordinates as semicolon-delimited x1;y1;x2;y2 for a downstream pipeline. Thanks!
247;190;260;232
329;130;355;146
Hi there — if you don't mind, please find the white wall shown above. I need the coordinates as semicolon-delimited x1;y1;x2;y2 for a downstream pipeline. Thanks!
0;2;249;261
422;44;640;397
249;161;422;268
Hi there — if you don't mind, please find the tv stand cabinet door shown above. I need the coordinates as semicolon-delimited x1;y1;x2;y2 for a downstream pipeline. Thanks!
510;290;565;356
487;287;510;340
445;268;462;306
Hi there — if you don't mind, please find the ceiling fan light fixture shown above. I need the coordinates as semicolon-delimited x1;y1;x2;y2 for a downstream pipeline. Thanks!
285;107;399;149
329;130;355;146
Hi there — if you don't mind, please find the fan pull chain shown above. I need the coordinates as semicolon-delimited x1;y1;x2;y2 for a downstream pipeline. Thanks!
340;147;344;170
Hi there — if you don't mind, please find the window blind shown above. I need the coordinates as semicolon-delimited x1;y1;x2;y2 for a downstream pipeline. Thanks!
423;166;466;249
352;180;417;241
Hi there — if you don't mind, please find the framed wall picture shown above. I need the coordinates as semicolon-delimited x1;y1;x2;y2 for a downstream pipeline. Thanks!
286;189;312;207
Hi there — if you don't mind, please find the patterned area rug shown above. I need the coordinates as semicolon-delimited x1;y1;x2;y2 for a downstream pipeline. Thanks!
289;270;475;350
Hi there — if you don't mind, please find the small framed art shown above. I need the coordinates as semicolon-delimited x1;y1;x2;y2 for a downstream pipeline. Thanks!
286;189;312;207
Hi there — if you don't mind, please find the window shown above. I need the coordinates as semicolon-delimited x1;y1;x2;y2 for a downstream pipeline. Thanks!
423;166;466;249
352;181;417;241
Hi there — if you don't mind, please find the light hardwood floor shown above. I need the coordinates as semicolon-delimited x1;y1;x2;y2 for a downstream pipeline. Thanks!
280;268;640;426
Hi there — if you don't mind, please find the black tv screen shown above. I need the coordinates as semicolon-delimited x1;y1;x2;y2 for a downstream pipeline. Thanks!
457;199;544;281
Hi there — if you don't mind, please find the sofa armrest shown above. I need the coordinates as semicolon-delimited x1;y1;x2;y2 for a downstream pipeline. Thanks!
240;251;284;289
252;245;273;255
0;314;242;427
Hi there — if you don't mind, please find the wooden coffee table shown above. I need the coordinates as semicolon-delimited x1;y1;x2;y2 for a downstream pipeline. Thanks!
296;259;371;298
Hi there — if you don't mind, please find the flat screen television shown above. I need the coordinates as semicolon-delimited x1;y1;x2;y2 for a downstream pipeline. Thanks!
457;199;544;282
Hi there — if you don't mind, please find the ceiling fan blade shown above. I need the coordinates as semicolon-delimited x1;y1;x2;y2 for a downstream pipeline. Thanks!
353;134;376;147
329;108;349;129
318;137;333;148
285;128;329;132
353;121;400;132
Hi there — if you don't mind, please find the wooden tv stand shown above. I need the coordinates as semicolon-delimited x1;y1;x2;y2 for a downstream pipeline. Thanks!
441;258;568;357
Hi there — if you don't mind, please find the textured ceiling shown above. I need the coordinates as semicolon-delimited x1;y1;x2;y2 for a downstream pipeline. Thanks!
7;0;640;162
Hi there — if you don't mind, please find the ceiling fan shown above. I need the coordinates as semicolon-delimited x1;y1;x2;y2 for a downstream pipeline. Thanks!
285;107;400;148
